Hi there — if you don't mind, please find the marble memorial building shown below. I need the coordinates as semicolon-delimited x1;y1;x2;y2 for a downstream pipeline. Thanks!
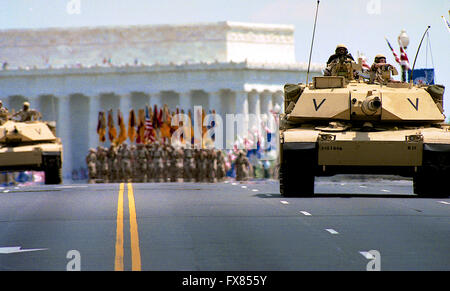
0;22;322;179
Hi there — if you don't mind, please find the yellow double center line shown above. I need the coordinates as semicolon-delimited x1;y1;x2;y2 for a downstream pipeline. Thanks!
115;183;141;271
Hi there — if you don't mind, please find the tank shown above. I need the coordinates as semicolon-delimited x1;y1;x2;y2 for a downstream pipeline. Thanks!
0;119;63;184
279;60;449;197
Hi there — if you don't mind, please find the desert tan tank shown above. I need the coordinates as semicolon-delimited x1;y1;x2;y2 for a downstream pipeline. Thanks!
0;119;63;184
279;59;449;197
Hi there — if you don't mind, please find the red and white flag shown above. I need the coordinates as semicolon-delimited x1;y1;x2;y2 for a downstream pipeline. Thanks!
399;46;411;70
385;38;401;65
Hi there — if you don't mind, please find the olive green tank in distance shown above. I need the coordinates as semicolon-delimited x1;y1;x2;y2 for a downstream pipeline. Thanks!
279;70;449;198
0;119;63;184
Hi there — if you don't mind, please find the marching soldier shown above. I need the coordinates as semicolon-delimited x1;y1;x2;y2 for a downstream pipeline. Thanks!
235;150;252;181
183;148;195;182
205;149;217;183
152;143;164;182
96;146;109;183
107;145;119;182
216;150;227;182
86;148;97;183
119;144;133;182
135;144;148;182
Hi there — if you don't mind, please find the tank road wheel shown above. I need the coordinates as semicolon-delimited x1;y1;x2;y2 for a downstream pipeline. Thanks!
43;155;62;185
413;151;450;198
280;144;315;197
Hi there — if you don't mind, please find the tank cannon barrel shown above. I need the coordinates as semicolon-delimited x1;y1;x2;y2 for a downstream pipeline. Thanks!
362;96;382;114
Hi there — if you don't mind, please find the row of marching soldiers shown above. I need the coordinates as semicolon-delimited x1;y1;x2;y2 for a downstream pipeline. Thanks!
86;143;252;183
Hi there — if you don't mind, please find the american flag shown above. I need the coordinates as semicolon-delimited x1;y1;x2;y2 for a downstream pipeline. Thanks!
399;46;411;70
144;106;155;143
385;37;401;65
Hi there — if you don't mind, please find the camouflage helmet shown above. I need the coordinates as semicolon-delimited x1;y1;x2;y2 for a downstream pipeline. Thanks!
374;54;386;62
23;101;30;108
335;44;348;53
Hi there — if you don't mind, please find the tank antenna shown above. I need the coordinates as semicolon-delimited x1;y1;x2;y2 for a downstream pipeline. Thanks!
306;0;320;85
410;25;431;84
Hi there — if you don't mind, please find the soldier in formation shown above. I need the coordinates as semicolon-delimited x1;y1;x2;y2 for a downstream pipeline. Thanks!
85;143;243;183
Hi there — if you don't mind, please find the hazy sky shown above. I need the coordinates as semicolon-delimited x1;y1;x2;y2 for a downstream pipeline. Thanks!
1;0;449;115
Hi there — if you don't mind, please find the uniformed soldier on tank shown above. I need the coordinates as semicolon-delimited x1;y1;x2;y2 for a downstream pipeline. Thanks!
369;54;399;84
0;101;9;124
324;44;355;76
12;102;42;122
86;148;97;183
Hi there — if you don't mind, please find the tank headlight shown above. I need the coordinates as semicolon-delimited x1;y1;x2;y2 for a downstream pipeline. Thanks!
406;134;423;142
319;134;336;141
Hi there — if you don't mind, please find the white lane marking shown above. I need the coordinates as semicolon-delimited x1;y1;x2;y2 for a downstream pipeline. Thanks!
252;189;259;192
56;186;88;189
340;183;346;186
280;201;289;205
325;229;339;235
300;211;312;216
231;183;238;186
241;186;247;189
0;246;48;254
438;201;450;205
359;185;367;188
381;189;390;192
359;251;375;260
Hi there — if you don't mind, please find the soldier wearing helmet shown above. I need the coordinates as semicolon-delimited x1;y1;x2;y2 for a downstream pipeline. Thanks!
370;54;399;84
0;100;9;123
324;44;355;76
12;101;42;122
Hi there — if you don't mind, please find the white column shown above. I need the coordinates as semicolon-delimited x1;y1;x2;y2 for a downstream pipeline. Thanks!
179;91;192;112
272;91;284;114
208;91;222;115
88;95;100;149
260;91;273;115
235;90;249;140
248;91;261;132
57;96;72;181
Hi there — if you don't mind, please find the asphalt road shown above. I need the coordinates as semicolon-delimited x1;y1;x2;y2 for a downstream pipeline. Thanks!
0;177;449;271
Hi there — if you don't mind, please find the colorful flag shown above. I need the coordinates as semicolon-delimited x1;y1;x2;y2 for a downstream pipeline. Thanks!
144;106;155;143
117;109;127;145
385;37;401;65
136;108;145;144
107;109;117;142
128;109;137;142
399;46;411;70
97;111;106;143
